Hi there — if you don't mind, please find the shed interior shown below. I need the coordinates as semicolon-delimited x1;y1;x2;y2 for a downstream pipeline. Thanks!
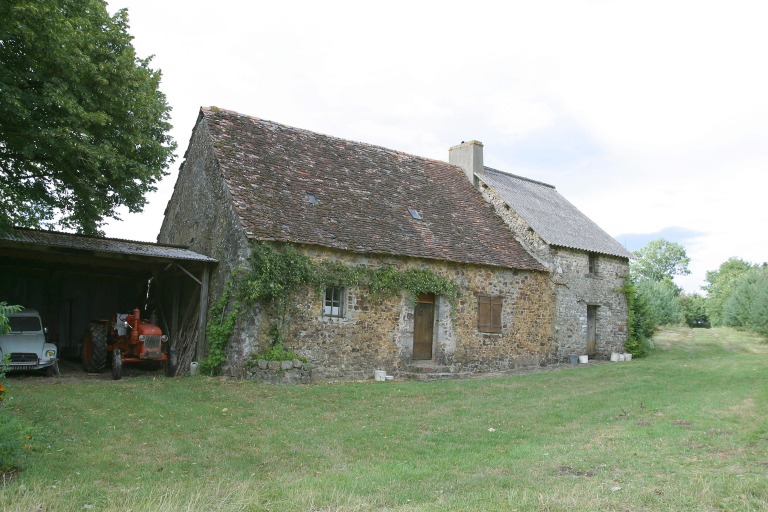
0;228;214;373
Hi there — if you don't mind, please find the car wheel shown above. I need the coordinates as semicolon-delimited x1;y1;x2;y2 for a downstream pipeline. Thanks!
45;362;60;378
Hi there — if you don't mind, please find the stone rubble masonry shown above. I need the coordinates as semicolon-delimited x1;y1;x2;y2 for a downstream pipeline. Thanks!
226;245;556;381
248;359;312;384
477;180;630;360
158;118;251;302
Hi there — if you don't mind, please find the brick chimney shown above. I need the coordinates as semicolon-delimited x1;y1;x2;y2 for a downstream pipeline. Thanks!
449;140;483;188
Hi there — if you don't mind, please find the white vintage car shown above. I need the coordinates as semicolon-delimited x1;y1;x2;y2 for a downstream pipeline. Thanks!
1;309;59;376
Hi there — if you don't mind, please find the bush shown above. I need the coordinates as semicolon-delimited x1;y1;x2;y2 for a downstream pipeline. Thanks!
680;294;710;328
622;279;655;358
723;266;768;335
0;410;28;472
255;342;307;363
0;355;29;472
636;278;683;326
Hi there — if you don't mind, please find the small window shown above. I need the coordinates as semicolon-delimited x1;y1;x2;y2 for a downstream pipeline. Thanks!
588;253;598;274
477;296;502;333
324;287;344;317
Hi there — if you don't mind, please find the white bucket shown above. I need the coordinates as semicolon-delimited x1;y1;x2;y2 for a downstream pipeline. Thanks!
190;361;199;376
374;370;386;382
624;353;632;361
579;355;589;364
610;352;620;362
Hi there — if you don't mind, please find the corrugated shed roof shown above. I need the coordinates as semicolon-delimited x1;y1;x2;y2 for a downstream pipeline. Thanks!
1;228;217;262
476;167;632;259
200;108;546;271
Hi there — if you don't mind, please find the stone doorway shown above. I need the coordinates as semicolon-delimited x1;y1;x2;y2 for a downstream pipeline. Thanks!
413;293;435;360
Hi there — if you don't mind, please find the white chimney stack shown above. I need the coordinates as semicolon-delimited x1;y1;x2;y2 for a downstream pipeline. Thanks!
449;140;483;188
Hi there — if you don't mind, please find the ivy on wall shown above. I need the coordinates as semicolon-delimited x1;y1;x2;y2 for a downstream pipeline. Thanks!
200;242;459;373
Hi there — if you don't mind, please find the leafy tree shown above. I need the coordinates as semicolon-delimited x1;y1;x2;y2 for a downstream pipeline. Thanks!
637;277;683;326
622;278;655;357
0;0;176;235
679;293;709;327
0;302;22;335
748;282;768;337
631;239;691;284
703;257;753;326
722;265;768;334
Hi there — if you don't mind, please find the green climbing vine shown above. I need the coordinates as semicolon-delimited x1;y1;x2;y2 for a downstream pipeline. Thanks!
200;280;239;374
201;242;459;372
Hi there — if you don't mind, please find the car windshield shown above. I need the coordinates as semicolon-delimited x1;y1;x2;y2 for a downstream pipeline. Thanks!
8;316;42;332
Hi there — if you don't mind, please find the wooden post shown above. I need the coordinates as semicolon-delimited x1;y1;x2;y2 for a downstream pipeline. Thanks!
196;264;210;360
171;280;179;344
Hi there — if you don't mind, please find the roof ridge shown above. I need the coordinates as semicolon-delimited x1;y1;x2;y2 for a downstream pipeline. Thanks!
202;106;459;170
481;166;556;189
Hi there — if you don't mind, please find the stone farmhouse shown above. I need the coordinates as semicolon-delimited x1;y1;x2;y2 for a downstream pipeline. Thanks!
159;107;629;380
448;141;633;361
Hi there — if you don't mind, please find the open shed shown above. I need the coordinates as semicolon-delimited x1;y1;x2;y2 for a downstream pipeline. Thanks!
0;228;216;374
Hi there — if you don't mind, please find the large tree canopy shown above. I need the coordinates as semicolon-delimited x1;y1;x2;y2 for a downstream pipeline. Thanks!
631;239;691;283
0;0;176;235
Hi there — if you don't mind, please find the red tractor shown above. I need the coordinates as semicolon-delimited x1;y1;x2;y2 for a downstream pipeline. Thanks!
82;308;169;380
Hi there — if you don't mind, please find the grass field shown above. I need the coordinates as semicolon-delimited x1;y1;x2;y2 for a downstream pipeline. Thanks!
1;326;767;511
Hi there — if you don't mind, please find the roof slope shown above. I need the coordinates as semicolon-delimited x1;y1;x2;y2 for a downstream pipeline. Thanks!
200;108;545;271
1;227;217;262
476;167;632;259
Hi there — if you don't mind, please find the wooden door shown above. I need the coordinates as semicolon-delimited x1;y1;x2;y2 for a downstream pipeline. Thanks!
413;293;435;360
586;305;597;356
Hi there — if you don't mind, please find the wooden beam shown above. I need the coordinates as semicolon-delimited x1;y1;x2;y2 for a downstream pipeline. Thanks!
176;263;202;286
196;265;210;360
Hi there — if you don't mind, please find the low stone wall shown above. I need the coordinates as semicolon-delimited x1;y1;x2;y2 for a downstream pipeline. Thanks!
246;359;312;384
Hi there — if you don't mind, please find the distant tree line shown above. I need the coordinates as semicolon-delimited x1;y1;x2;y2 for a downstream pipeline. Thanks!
625;239;768;357
704;258;768;336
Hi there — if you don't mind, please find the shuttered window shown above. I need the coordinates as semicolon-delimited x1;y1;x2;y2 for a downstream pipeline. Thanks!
477;296;502;333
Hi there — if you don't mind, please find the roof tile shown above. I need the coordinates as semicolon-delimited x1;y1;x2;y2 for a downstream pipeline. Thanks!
477;167;632;259
201;108;546;271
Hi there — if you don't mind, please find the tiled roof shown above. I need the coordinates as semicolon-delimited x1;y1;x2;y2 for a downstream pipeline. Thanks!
476;167;632;259
1;228;217;262
200;108;546;271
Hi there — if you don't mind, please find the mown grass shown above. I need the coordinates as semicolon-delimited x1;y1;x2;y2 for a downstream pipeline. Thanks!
2;326;767;511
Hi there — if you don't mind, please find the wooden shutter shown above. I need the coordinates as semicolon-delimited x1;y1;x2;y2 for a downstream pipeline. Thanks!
478;296;502;333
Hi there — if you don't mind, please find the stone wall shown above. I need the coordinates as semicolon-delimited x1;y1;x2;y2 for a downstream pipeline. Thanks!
228;246;556;380
477;181;630;360
551;248;629;358
157;117;251;300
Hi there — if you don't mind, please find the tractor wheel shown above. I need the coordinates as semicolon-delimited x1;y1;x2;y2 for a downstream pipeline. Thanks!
83;322;107;373
111;349;122;380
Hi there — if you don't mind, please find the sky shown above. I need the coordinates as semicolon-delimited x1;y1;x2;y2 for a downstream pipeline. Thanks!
104;0;768;294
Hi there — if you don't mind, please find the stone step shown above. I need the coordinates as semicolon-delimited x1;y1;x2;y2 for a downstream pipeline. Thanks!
397;365;473;381
402;364;456;374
